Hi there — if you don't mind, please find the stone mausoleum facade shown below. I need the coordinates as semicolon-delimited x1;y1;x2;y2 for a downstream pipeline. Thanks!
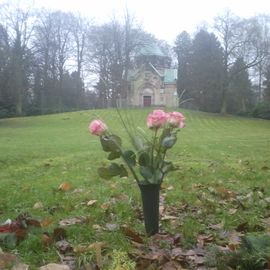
126;44;178;107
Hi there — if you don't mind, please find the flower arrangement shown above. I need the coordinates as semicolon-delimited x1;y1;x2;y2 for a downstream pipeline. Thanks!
89;109;185;185
89;109;185;235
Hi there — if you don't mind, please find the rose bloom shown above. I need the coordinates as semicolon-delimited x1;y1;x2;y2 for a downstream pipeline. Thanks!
147;109;168;129
89;119;108;136
168;112;185;128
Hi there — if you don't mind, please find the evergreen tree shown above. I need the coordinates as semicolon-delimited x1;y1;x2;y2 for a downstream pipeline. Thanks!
228;58;252;113
189;30;224;112
174;31;192;105
263;65;270;103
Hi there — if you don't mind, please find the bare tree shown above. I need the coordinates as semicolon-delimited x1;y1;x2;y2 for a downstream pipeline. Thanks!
214;11;267;113
0;2;34;115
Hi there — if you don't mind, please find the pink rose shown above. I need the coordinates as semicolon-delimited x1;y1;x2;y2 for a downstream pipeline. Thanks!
168;112;185;128
89;119;108;136
147;109;168;129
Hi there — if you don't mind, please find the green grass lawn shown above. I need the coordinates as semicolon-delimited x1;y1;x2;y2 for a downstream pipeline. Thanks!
0;108;270;269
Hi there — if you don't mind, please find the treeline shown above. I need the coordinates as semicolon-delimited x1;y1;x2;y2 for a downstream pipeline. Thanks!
0;3;270;118
175;13;270;117
0;3;157;117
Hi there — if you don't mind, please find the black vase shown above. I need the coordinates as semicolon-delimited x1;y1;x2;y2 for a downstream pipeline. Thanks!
139;183;160;236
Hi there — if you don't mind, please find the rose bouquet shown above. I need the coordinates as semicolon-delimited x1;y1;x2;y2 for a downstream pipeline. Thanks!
89;109;185;235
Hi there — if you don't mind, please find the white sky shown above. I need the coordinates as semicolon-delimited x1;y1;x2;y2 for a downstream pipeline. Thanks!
6;0;270;44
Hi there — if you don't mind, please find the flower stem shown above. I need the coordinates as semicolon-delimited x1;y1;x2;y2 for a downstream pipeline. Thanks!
151;129;158;168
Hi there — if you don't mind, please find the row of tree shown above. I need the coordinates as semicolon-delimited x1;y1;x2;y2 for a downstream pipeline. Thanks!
175;12;270;114
0;3;156;117
0;3;270;117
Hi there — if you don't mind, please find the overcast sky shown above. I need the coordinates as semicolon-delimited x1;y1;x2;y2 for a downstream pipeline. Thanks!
6;0;270;43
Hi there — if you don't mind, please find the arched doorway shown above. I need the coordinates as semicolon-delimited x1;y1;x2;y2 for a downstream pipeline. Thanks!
142;88;154;107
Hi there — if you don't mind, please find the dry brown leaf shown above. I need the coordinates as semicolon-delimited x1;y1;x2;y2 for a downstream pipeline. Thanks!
33;202;44;209
215;186;237;199
40;218;53;228
71;188;84;194
100;202;111;211
105;223;119;231
121;225;144;244
59;217;87;226
197;235;214;246
42;233;53;247
228;208;237;215
92;224;102;231
208;221;224;230
167;185;174;191
161;215;178;221
0;252;17;269
12;263;29;270
55;240;73;254
58;182;72;192
53;228;67;241
39;263;71;270
88;242;106;269
162;261;183;269
87;200;97;206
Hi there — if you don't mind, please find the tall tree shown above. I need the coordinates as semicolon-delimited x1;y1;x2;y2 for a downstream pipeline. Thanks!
189;29;224;112
90;15;153;108
174;31;192;104
0;3;33;115
228;57;252;112
263;64;270;103
214;11;266;113
0;24;11;116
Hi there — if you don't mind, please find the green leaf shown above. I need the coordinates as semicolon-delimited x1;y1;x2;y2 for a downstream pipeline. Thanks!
140;166;153;181
153;169;164;183
119;164;128;177
159;127;171;143
122;150;136;166
100;135;122;152
98;163;128;180
161;135;177;149
161;161;173;174
108;151;121;160
98;167;113;180
138;152;150;167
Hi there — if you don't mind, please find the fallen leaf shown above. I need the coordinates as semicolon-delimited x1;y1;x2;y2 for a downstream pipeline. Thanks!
12;262;29;270
121;225;144;244
197;235;214;247
0;251;17;268
33;202;44;209
87;200;97;206
53;228;67;241
58;182;72;192
88;242;106;269
39;263;71;270
61;255;76;270
105;223;119;231
55;240;73;254
40;218;53;228
59;217;87;226
161;215;178;221
92;224;102;231
71;188;84;194
208;221;224;230
162;261;182;269
228;208;237;214
100;202;111;211
215;186;237;199
42;232;53;247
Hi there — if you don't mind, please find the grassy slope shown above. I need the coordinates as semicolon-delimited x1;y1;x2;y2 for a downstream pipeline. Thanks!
0;108;270;267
